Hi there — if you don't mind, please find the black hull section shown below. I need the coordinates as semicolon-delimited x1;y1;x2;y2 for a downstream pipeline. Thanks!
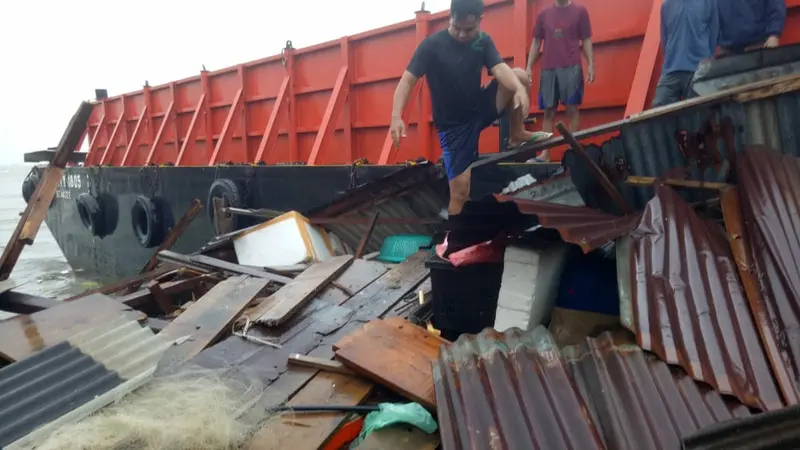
36;163;558;282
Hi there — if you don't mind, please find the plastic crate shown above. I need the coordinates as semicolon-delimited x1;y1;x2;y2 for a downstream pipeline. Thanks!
377;235;433;263
425;255;504;340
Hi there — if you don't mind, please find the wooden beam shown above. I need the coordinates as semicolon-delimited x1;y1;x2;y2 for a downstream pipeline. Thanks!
0;102;93;280
626;176;731;191
157;250;293;284
156;275;269;370
248;255;354;326
288;354;355;375
556;122;631;214
138;199;203;275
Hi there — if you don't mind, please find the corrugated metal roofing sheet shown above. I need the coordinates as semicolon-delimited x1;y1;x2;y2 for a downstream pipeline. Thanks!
617;184;785;411
563;331;752;450
0;317;173;447
306;162;446;254
494;195;640;252
433;326;606;450
433;326;753;450
735;146;800;406
475;72;800;173
507;171;585;206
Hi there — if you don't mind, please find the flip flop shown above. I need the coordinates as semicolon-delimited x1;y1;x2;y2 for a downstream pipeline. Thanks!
506;131;554;150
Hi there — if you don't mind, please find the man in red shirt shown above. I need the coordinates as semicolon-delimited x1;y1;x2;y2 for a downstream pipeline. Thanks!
526;0;594;162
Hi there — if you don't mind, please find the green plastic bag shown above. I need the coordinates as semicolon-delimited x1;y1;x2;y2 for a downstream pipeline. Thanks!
350;402;438;448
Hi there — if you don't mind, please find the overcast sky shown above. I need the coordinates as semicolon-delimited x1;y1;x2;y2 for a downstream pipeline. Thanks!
0;0;449;165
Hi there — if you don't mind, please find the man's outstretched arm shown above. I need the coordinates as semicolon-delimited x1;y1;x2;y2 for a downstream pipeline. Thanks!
390;71;420;147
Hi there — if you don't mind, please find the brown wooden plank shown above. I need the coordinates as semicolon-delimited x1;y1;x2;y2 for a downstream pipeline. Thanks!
0;102;93;281
0;294;145;362
117;274;217;309
63;266;177;302
358;425;440;450
0;291;60;314
249;256;354;326
334;318;445;410
157;275;268;369
158;250;293;284
244;372;372;450
288;354;354;375
354;212;380;259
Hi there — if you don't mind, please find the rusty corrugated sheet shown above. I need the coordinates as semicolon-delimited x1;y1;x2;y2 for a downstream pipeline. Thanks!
733;146;800;405
306;162;446;254
494;195;640;252
617;184;785;411
433;326;753;450
433;326;606;450
563;331;752;450
507;170;585;206
0;317;173;448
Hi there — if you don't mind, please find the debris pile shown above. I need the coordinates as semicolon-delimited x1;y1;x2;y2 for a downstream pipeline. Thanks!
4;71;800;449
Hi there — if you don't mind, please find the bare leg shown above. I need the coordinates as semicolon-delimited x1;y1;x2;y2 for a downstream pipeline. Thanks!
539;108;556;161
448;168;471;215
566;105;580;133
496;68;536;147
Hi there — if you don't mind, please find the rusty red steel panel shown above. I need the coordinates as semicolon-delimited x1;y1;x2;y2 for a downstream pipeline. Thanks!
494;194;640;252
563;331;752;450
735;145;800;405
433;326;752;450
433;326;606;450
618;184;785;411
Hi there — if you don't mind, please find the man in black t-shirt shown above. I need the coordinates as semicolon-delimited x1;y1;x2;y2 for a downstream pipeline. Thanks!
390;0;543;215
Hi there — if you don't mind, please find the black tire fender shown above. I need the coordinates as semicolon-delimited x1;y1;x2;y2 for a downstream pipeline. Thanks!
206;178;243;227
22;172;39;204
76;193;106;237
131;196;174;248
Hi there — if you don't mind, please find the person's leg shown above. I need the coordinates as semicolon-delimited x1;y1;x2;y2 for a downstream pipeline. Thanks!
560;65;585;134
538;68;559;162
651;72;684;108
438;126;479;216
492;67;537;147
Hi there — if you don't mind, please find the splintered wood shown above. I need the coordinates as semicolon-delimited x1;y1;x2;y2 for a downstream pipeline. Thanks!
333;317;446;410
248;255;353;326
157;275;268;369
0;102;93;281
0;294;145;362
245;372;372;450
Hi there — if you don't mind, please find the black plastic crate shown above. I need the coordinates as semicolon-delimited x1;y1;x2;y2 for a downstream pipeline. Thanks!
425;255;504;340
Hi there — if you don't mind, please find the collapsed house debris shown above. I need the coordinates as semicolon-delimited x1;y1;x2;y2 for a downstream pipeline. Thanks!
5;63;800;450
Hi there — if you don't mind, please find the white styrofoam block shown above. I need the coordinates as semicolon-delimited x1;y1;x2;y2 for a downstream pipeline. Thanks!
493;306;529;333
494;243;572;332
233;212;334;267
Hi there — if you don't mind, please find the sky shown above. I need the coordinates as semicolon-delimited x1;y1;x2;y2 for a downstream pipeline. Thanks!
0;0;449;165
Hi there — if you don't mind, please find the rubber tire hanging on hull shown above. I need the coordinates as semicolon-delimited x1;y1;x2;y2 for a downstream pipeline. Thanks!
131;196;174;248
22;171;55;208
207;178;244;231
76;193;109;238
